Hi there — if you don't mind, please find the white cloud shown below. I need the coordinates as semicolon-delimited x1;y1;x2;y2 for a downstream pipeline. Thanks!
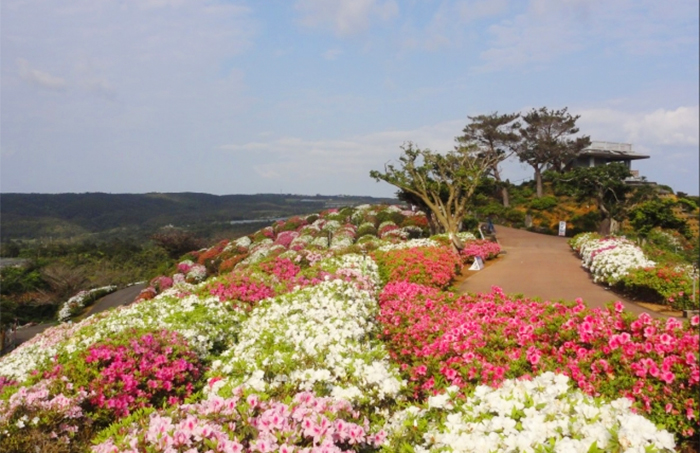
578;106;699;149
219;120;465;182
295;0;398;36
16;58;67;90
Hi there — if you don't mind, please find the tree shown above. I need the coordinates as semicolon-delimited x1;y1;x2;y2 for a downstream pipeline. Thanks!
370;142;499;251
629;198;688;239
456;112;521;207
151;227;204;259
516;107;591;198
555;163;631;235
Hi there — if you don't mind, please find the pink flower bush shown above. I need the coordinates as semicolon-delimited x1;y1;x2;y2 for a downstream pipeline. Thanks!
0;377;92;449
377;282;700;441
210;276;277;308
373;246;462;289
93;390;385;453
460;239;501;262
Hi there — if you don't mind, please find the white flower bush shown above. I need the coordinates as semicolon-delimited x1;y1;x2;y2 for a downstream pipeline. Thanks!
206;265;404;406
56;285;117;322
574;235;655;283
384;372;675;453
378;238;441;251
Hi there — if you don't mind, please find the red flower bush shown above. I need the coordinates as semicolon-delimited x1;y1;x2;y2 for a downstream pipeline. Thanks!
373;246;462;289
377;282;700;441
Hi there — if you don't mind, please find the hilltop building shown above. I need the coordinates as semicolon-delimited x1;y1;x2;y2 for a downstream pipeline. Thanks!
565;141;651;184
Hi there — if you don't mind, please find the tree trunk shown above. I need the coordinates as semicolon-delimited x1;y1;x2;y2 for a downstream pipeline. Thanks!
610;218;620;234
502;187;510;207
492;167;510;207
534;167;543;198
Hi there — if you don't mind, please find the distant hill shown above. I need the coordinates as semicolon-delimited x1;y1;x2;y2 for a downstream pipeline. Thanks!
0;192;398;242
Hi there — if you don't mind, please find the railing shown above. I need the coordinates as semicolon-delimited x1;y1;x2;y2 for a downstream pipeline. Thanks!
586;141;633;152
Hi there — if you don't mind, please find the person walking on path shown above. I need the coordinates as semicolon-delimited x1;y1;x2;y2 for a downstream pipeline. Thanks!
486;216;496;234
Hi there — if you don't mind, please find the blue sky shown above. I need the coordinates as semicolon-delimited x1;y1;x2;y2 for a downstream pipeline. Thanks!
1;0;698;197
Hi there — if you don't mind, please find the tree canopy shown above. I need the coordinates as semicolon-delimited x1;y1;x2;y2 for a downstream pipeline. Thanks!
554;162;631;234
456;112;521;207
516;107;591;197
370;142;499;250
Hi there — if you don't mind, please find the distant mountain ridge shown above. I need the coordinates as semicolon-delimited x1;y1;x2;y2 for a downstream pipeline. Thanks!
0;192;397;241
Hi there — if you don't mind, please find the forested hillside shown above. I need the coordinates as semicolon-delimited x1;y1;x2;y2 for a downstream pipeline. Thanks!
0;193;396;242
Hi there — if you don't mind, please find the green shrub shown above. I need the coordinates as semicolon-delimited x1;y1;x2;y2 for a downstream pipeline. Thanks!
529;196;558;211
356;223;377;238
616;266;697;311
376;210;405;227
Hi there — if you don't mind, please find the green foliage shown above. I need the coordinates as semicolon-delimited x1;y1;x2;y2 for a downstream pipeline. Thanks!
0;265;45;296
615;266;697;311
629;199;687;238
554;163;631;225
357;223;378;238
516;107;591;196
376;210;405;227
677;197;698;211
529;196;558;211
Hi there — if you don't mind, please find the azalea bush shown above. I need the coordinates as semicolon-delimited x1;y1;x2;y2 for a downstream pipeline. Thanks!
460;239;501;262
571;234;655;283
92;390;386;453
383;373;676;453
0;378;95;452
0;289;240;384
616;265;698;311
373;246;462;289
571;233;699;310
206;270;405;410
51;328;203;419
377;282;700;441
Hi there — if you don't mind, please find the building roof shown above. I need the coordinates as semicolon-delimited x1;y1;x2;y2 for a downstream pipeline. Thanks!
578;141;650;161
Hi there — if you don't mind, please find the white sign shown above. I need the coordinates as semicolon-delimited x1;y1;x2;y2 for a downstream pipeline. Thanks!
558;221;567;237
469;256;485;271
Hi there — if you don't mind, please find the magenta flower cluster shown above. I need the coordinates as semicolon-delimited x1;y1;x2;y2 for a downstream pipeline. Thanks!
81;329;202;417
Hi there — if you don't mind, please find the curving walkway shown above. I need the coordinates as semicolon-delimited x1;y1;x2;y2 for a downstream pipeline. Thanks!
12;283;147;349
456;226;670;318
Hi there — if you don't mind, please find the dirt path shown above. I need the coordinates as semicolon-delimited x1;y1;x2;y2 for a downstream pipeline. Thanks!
456;226;672;318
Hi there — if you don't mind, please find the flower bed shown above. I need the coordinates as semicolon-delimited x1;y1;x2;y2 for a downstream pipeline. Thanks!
571;233;655;283
571;233;699;310
384;373;676;453
93;390;385;453
377;282;699;441
373;246;462;289
460;239;501;262
616;265;699;311
1;205;697;452
57;285;118;322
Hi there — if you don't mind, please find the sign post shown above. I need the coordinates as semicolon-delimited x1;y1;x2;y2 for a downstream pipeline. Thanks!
469;256;485;271
558;221;567;237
